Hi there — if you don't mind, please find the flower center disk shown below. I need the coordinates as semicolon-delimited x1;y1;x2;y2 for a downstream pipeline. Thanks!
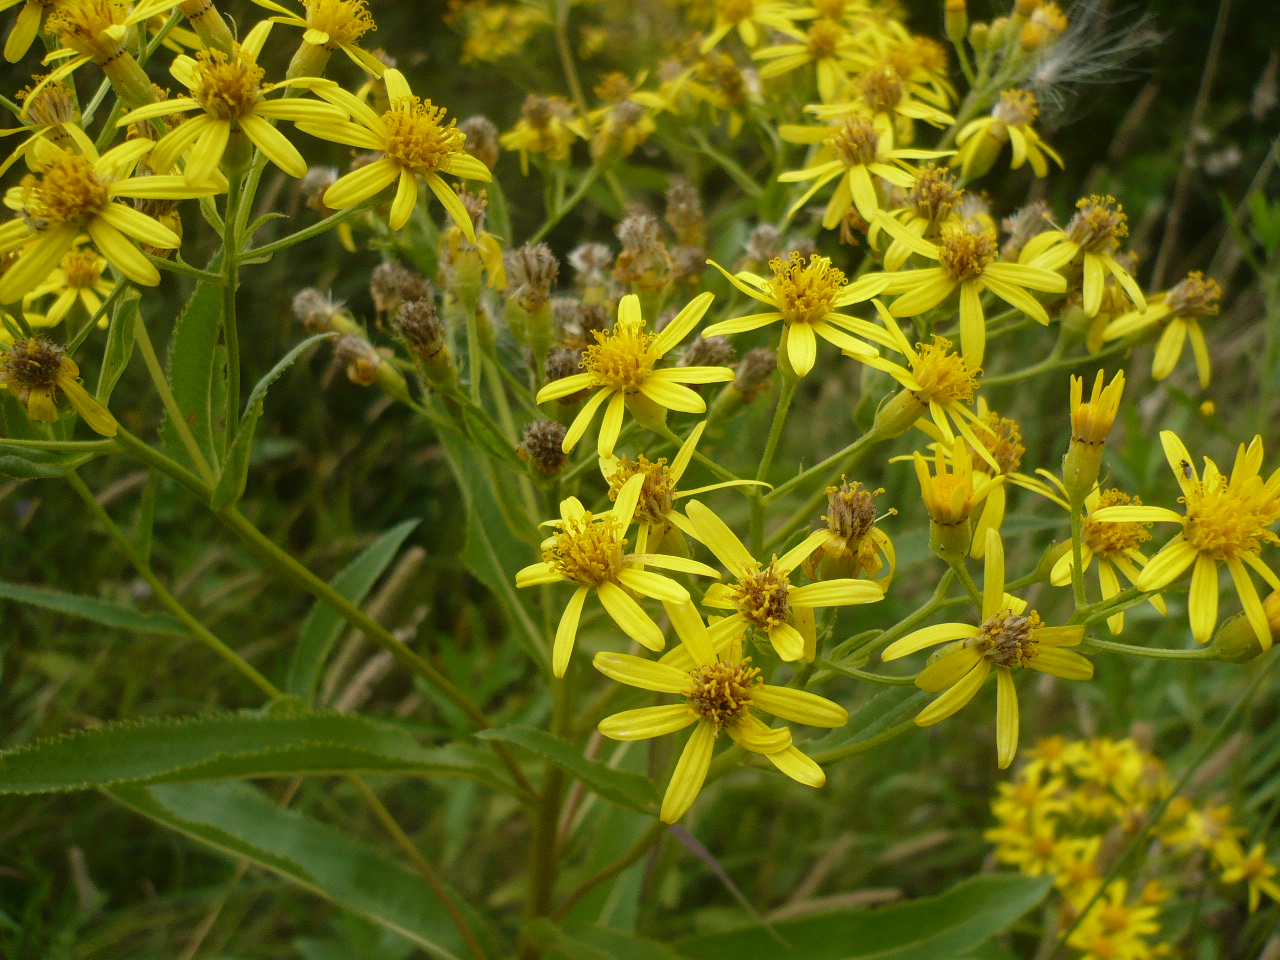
686;659;761;730
543;514;625;586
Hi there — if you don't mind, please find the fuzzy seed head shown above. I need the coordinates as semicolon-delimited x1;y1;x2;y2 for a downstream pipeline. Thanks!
975;609;1043;667
992;89;1039;126
517;419;570;474
392;298;446;359
1066;195;1129;253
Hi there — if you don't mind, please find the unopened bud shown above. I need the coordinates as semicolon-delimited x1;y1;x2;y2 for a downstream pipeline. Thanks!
1032;539;1073;582
681;334;735;371
393;298;456;391
505;243;559;313
969;21;989;51
1064;370;1125;503
517;419;570;475
873;388;926;439
1207;594;1280;662
988;16;1009;47
371;261;430;318
945;0;968;46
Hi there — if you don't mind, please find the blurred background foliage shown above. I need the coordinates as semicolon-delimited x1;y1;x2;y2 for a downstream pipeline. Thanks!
1;0;1277;957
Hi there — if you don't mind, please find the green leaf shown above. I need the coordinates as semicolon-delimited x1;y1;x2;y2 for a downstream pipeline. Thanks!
161;273;223;472
0;443;99;479
675;873;1053;960
476;725;659;814
526;920;686;960
0;579;186;635
437;431;548;670
107;781;485;960
286;519;422;705
96;289;138;405
808;686;929;764
212;332;336;509
0;713;513;794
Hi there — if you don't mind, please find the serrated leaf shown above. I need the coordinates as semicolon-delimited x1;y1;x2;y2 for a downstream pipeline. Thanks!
0;579;186;636
212;332;335;509
95;289;138;404
161;273;223;472
287;519;422;705
675;873;1053;960
107;781;485;960
807;685;929;764
476;725;659;814
0;443;100;479
0;713;514;794
437;431;547;670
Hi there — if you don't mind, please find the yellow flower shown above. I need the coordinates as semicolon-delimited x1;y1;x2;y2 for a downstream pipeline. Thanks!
438;188;505;290
881;529;1091;768
1092;431;1280;648
0;141;218;300
1219;843;1280;913
700;0;802;53
514;474;720;677
0;75;81;178
703;252;914;379
118;24;347;187
687;499;884;662
300;68;493;238
1021;195;1146;318
755;17;857;103
778;114;950;227
24;245;114;327
869;214;1067;367
913;436;1004;533
1035;480;1167;634
250;0;387;76
1062;368;1125;502
866;163;963;271
593;600;847;823
535;293;735;458
43;0;179;107
599;420;765;554
499;94;588;174
1;0;59;63
807;478;896;587
1102;270;1220;388
1066;881;1161;960
983;810;1063;876
952;89;1062;181
805;62;955;133
0;336;116;435
865;304;1000;472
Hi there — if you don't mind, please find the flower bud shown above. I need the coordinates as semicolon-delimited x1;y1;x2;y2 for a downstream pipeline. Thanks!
371;261;431;319
944;0;968;46
969;21;989;52
392;298;457;392
459;115;500;172
1063;370;1124;503
1208;593;1280;662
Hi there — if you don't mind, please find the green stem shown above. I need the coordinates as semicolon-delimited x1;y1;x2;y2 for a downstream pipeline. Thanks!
551;819;667;921
652;423;740;485
817;659;918;685
146;254;225;284
0;437;115;452
349;776;489;960
115;427;214;502
133;307;217;485
751;377;797;554
246;199;376;260
982;339;1129;388
464;296;483;404
1080;636;1215;661
1068;498;1088;609
811;718;917;765
552;0;587;114
530;165;600;245
764;427;885;505
949;559;983;607
222;177;242;450
66;471;279;698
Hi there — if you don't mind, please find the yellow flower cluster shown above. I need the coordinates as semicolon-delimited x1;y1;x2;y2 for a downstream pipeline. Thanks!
989;735;1280;960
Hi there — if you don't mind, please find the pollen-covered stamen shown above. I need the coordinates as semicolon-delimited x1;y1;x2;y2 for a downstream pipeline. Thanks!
542;513;626;587
685;658;761;730
1066;195;1129;253
19;155;110;229
607;456;676;525
767;252;847;325
732;563;791;630
911;335;980;404
581;323;657;392
1181;476;1280;560
60;249;104;289
972;411;1024;474
19;77;78;129
938;229;997;282
49;0;126;62
859;66;904;112
832;116;879;167
1083;489;1151;557
304;0;375;48
1;337;65;392
805;17;844;57
974;609;1043;667
825;478;881;543
1165;271;1221;319
191;49;264;119
382;98;465;174
992;89;1039;126
908;164;959;224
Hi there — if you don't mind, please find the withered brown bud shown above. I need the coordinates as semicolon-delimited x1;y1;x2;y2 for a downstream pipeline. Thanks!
545;345;585;387
745;224;782;265
1001;200;1051;260
551;296;582;336
371;261;431;317
293;288;343;332
670;245;708;286
335;334;383;387
459;114;500;171
517;419;570;475
734;347;777;400
392;298;446;360
505;243;560;312
681;334;735;369
568;243;613;288
579;302;611;337
614;212;671;289
300;166;338;211
665;178;705;246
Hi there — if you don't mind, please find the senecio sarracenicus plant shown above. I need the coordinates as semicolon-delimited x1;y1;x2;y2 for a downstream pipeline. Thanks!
0;0;1275;957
